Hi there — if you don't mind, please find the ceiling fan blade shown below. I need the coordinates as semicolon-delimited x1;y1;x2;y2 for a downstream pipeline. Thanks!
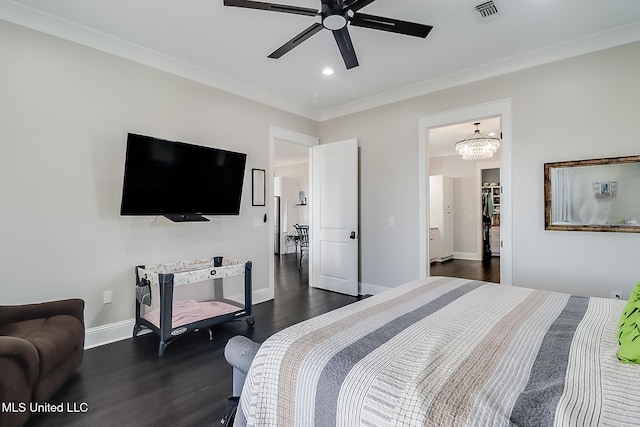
350;13;433;38
343;0;377;12
332;27;359;69
268;22;324;59
223;0;319;17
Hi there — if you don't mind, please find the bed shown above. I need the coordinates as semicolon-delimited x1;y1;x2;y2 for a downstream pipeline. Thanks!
232;276;640;427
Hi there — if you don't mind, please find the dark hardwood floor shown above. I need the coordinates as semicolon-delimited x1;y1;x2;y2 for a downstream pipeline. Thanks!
25;255;498;427
26;254;358;427
429;256;500;283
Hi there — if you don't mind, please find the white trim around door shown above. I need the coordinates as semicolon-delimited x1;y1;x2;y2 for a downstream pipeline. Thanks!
417;99;513;285
268;126;319;301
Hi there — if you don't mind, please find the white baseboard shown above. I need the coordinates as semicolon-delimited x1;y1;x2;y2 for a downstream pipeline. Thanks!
84;318;139;349
251;287;274;304
360;282;391;296
453;252;482;261
84;288;275;349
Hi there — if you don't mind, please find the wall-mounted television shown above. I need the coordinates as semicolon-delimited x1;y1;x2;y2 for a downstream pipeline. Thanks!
120;133;247;222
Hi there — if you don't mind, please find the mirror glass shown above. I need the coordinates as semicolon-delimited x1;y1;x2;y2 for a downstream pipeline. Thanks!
544;156;640;232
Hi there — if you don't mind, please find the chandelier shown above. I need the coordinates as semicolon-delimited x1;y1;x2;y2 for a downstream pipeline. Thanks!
455;122;500;160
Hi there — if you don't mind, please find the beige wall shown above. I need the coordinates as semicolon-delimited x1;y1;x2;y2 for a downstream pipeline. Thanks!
2;16;640;344
275;162;310;229
0;21;317;335
274;162;309;203
429;155;499;260
320;41;640;298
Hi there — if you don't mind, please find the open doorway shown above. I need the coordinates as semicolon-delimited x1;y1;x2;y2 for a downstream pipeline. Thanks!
427;119;501;283
417;99;512;285
273;139;310;271
267;127;318;301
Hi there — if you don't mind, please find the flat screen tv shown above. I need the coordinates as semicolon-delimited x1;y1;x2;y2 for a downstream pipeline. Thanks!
120;133;247;222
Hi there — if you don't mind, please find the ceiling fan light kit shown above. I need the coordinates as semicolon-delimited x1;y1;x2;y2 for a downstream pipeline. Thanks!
323;14;348;30
223;0;433;69
455;122;501;160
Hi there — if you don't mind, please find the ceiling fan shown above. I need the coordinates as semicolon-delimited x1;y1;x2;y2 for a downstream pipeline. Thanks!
223;0;433;69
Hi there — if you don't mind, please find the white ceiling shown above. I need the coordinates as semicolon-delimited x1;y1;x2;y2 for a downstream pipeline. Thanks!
2;0;640;121
430;117;501;158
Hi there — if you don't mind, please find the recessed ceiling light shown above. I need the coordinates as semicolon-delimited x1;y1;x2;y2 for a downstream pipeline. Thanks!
322;67;334;76
488;132;496;137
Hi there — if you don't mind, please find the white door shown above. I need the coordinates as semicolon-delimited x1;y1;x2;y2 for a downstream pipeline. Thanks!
310;139;359;296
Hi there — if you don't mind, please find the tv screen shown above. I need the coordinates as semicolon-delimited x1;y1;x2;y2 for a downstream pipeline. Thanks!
120;133;247;221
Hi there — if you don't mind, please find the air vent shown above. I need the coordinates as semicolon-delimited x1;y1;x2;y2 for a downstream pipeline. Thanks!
474;1;499;20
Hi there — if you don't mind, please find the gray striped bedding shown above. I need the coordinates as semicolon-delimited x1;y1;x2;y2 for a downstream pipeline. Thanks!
235;276;640;426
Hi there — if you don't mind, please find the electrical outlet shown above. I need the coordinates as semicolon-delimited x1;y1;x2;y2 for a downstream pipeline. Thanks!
611;291;623;300
103;290;112;304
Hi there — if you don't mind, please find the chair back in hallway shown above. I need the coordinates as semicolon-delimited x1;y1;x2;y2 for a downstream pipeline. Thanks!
293;224;309;268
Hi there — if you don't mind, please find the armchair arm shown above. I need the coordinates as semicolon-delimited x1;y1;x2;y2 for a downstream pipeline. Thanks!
224;336;261;396
0;336;39;385
0;298;84;326
224;336;261;375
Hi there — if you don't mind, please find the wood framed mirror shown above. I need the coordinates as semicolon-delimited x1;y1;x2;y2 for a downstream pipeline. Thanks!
544;155;640;232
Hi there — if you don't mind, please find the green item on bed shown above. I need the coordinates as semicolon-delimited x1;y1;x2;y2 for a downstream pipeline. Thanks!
618;282;640;364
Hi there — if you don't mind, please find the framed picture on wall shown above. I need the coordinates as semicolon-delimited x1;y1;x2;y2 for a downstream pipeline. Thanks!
252;168;265;206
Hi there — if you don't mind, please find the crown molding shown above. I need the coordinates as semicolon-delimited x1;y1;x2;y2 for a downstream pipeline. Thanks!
316;22;640;121
0;0;318;120
274;157;310;168
3;0;640;123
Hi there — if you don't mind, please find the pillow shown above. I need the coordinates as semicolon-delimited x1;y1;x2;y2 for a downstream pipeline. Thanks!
618;282;640;364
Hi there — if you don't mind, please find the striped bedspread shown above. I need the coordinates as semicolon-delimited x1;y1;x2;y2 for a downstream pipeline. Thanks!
236;277;640;427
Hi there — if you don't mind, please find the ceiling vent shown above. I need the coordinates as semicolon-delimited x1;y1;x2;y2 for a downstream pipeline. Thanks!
474;1;500;22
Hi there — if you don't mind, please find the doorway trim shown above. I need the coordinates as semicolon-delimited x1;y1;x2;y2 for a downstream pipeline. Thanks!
417;99;513;285
268;126;319;300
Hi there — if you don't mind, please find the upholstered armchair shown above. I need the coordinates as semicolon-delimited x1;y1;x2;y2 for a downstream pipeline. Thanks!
0;298;85;427
224;335;261;396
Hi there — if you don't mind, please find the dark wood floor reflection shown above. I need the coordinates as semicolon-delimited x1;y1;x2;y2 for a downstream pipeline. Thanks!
429;257;500;283
26;254;357;427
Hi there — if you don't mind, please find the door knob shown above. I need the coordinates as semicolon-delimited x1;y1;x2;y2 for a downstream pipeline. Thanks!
349;231;356;239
